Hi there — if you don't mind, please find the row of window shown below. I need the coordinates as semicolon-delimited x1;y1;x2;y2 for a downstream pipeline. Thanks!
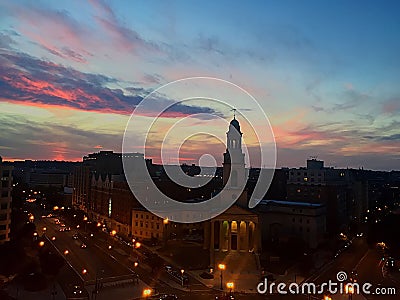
0;170;10;177
135;213;160;221
134;231;160;238
1;191;9;198
291;172;323;176
292;218;310;224
134;221;161;230
293;226;310;233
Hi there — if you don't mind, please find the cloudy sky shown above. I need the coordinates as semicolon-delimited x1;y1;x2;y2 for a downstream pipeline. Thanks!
0;0;399;170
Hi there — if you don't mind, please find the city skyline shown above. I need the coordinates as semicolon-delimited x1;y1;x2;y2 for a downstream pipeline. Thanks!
0;1;399;170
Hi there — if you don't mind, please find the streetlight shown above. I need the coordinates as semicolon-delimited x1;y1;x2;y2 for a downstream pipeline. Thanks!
180;269;185;287
346;284;354;300
39;241;45;247
82;269;87;275
51;236;56;241
218;263;226;290
83;216;88;231
163;218;169;246
64;250;69;255
134;261;139;268
135;242;141;249
226;282;234;295
143;288;152;298
324;296;332;300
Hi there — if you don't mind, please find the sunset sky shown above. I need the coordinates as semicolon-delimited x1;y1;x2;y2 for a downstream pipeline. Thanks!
0;0;399;170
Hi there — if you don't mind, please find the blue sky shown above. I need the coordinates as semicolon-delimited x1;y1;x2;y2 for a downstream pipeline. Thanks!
0;0;399;170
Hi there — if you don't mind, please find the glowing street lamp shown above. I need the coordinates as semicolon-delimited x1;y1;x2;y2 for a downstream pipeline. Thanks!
346;284;354;300
324;296;332;300
83;216;88;221
51;236;56;241
64;250;69;255
227;282;234;294
143;288;152;298
135;242;141;249
39;241;45;247
97;222;101;227
134;261;139;268
111;230;117;236
218;263;226;290
82;269;87;275
181;269;185;287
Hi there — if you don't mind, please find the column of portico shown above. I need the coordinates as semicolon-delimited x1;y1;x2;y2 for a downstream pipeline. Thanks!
245;221;250;252
236;220;240;251
210;221;214;251
204;221;210;249
254;222;259;253
219;220;224;251
227;221;232;251
210;221;215;265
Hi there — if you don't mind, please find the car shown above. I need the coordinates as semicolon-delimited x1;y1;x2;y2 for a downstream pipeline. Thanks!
65;227;71;231
60;223;66;227
59;227;66;232
215;295;235;300
72;234;79;240
72;285;83;295
350;269;358;282
158;294;178;300
80;243;87;249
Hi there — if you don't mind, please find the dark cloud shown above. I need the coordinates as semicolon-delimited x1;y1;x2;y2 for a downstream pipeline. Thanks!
0;50;218;116
363;134;400;142
0;114;123;160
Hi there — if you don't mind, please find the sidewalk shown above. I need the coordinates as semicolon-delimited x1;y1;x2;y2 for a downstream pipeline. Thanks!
86;280;148;300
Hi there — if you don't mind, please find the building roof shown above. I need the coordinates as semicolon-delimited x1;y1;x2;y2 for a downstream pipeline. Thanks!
230;117;241;132
259;199;324;208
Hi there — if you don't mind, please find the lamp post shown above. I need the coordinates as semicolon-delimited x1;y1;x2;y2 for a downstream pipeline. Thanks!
111;230;117;248
163;218;169;246
181;269;185;287
346;284;354;300
218;263;226;290
226;282;234;295
83;216;88;232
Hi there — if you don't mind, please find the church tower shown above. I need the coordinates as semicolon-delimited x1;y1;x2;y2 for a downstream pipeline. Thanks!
223;112;248;207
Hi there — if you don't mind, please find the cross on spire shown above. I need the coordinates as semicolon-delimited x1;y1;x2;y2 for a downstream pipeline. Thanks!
231;108;237;119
